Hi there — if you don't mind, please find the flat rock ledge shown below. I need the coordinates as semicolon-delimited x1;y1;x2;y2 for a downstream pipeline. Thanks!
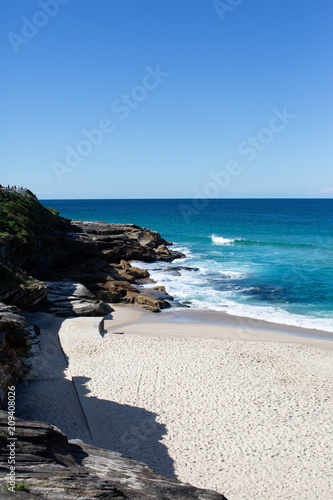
0;411;228;500
44;281;112;317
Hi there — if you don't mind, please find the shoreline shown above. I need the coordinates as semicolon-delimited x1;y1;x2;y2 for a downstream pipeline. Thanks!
134;254;333;335
106;303;333;350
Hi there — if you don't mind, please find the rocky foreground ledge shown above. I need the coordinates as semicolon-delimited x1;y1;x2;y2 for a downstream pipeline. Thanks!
0;411;227;499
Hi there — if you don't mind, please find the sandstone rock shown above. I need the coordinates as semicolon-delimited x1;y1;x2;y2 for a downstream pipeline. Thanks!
44;281;111;317
97;289;122;303
136;286;174;301
0;281;47;310
118;271;137;283
120;260;150;280
134;293;171;310
125;290;138;304
101;280;135;298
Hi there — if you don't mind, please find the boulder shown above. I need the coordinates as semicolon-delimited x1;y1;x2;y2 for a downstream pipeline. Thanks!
134;293;171;310
120;260;150;279
97;289;122;303
101;279;135;298
136;286;174;301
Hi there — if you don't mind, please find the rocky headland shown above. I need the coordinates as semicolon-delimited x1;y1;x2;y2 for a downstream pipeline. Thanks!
0;190;228;498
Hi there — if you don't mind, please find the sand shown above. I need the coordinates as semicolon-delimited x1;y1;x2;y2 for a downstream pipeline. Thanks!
17;306;333;499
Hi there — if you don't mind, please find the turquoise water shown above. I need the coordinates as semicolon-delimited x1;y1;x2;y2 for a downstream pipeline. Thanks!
41;199;333;332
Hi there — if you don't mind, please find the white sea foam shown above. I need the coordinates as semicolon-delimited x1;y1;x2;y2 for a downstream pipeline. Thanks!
211;235;235;245
132;253;333;334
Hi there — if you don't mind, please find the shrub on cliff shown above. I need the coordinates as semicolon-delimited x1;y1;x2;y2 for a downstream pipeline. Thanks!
0;190;66;249
0;263;27;289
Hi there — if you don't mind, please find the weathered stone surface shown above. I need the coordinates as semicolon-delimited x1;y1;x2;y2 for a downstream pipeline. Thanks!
0;411;227;500
44;281;111;317
0;303;29;407
97;289;123;303
0;281;47;310
135;286;174;301
69;220;182;264
32;221;185;311
120;260;150;280
131;293;171;310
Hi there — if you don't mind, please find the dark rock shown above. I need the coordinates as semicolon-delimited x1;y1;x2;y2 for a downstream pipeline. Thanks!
165;270;181;276
0;303;30;406
99;279;135;300
0;306;27;330
44;281;111;317
97;289;123;303
26;324;41;338
0;411;228;499
165;266;199;272
0;281;47;310
136;286;174;301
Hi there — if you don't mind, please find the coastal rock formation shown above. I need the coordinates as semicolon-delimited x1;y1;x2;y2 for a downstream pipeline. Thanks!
53;221;183;310
44;281;112;317
0;280;47;310
68;220;184;264
0;304;29;407
126;291;171;310
0;411;227;500
0;191;184;311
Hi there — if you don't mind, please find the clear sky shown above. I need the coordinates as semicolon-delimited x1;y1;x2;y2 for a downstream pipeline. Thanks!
1;0;332;199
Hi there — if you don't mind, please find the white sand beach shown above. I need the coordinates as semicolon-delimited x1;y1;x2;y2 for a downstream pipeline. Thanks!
17;306;333;500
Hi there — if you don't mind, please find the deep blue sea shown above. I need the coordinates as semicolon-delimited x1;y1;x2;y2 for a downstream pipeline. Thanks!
41;199;333;333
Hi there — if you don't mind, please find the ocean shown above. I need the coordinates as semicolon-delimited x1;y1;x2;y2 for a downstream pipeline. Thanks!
41;198;333;333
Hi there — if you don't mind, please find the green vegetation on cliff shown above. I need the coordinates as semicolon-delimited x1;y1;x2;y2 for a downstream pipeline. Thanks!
0;263;27;289
0;190;66;248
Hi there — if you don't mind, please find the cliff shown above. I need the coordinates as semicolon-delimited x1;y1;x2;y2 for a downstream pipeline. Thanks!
0;191;183;312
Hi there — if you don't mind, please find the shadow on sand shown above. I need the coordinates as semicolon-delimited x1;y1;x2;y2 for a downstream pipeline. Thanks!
15;312;175;478
74;375;176;478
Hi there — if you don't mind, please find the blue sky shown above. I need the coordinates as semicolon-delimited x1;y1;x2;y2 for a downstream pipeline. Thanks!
1;0;332;199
